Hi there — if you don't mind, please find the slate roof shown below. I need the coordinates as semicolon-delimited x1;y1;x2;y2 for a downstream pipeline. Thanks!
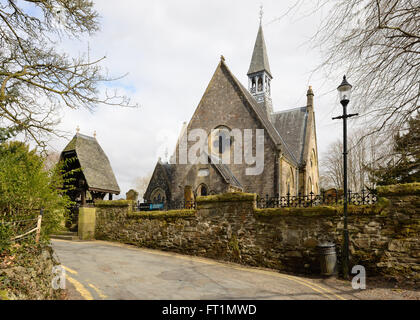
150;157;243;192
220;61;299;165
272;107;309;165
61;133;120;194
247;25;272;77
245;25;310;165
208;154;243;189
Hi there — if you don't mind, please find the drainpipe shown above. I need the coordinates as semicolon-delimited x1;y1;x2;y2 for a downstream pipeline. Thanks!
278;152;283;196
274;154;279;196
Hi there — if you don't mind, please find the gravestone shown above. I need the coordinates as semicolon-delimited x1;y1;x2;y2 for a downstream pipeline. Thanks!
126;189;139;201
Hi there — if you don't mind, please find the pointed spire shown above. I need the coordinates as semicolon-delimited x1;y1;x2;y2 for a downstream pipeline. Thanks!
247;24;272;77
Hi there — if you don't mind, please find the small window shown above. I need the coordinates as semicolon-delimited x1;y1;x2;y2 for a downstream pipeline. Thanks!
257;77;263;92
198;168;209;177
201;185;208;196
197;184;208;196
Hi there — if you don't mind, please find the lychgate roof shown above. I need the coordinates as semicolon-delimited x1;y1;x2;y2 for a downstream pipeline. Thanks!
61;133;120;194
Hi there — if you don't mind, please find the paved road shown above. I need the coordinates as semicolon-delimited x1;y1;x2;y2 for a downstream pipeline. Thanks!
52;239;349;300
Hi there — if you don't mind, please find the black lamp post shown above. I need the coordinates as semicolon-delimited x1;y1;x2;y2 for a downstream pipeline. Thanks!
333;75;358;279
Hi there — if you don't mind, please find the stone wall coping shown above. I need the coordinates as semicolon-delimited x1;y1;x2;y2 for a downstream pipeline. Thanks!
127;209;196;220
377;182;420;196
255;202;390;218
196;192;257;203
95;200;133;207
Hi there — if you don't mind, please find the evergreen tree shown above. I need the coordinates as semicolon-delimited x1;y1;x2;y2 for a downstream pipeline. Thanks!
0;141;71;250
369;112;420;185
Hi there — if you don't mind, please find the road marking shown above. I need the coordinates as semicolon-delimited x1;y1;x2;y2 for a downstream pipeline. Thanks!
54;240;347;300
62;265;78;275
281;275;332;300
62;263;106;300
66;275;93;300
219;265;338;300
282;275;346;300
88;282;108;299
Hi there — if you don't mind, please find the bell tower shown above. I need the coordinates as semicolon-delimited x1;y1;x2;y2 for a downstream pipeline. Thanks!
247;7;273;117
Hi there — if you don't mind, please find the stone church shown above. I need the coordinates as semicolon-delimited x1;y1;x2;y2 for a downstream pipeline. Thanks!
144;23;319;203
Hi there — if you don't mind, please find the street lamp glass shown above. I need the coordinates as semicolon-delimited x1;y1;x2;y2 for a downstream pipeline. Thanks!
337;75;352;102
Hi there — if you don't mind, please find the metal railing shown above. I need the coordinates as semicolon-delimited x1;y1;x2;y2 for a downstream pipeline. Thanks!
134;189;377;211
257;189;377;209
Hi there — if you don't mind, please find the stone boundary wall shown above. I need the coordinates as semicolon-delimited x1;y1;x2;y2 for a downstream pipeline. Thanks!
0;245;64;300
95;184;420;284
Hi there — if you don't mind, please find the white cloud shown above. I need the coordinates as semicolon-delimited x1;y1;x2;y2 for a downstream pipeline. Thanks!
48;0;348;197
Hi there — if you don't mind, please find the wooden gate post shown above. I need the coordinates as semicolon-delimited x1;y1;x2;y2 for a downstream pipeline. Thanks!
35;209;44;243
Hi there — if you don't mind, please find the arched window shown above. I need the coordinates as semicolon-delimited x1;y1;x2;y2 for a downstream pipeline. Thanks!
285;167;294;195
151;188;166;203
257;77;263;92
308;177;313;193
210;126;231;157
311;149;316;168
197;184;208;196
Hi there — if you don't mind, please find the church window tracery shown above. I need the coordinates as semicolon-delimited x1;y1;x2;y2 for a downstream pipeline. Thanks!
209;126;232;157
151;188;166;203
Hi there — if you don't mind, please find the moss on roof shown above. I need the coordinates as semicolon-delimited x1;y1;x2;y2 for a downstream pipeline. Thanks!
61;133;120;194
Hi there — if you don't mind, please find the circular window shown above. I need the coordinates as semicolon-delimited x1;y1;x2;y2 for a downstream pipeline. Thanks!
209;126;231;157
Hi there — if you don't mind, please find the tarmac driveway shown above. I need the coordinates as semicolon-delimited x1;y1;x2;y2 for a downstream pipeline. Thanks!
51;239;408;300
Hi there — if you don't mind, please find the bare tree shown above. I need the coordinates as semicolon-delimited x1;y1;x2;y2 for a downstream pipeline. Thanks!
0;0;135;148
320;140;344;190
321;0;419;136
43;150;60;171
274;1;419;137
133;172;152;202
320;129;392;190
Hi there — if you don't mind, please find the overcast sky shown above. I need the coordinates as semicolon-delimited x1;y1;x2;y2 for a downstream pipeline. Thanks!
47;0;350;197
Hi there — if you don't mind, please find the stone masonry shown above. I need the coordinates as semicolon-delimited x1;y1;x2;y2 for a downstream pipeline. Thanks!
95;183;420;284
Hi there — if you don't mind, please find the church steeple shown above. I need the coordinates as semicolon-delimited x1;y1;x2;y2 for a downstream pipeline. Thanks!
248;15;273;117
247;25;272;77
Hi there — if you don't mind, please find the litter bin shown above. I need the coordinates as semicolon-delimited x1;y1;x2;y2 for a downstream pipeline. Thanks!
317;242;337;276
